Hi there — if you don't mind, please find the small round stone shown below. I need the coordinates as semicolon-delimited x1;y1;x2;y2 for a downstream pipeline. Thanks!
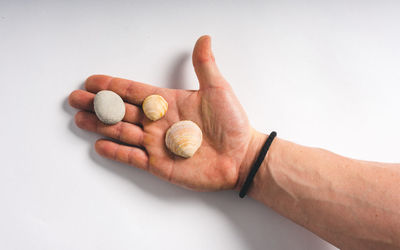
93;90;125;125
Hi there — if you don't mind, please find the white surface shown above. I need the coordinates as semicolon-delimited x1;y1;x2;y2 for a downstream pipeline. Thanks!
1;1;399;249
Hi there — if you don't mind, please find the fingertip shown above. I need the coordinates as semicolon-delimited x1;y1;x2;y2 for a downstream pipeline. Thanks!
85;74;104;85
198;35;211;43
193;35;214;65
68;90;86;108
68;90;78;107
85;74;112;93
85;75;98;90
74;111;98;131
94;139;110;156
74;111;86;128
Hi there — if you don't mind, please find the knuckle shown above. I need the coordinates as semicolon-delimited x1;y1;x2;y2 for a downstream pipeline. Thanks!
114;123;124;141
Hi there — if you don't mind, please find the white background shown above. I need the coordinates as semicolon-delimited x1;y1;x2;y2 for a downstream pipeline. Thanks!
1;1;399;249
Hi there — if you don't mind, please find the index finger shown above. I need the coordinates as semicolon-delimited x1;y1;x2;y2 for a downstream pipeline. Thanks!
85;75;158;105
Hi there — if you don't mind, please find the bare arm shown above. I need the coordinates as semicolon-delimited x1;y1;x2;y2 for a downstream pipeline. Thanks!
238;132;400;249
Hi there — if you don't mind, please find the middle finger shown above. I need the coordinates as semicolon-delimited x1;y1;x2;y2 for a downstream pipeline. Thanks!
75;111;144;147
69;89;144;125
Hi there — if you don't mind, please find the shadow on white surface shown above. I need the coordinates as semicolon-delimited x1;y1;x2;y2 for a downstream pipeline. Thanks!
167;52;191;90
62;55;335;250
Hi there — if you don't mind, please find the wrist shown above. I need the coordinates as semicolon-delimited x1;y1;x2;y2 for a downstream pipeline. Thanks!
235;129;269;192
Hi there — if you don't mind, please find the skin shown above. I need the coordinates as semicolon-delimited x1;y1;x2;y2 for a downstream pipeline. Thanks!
69;35;400;249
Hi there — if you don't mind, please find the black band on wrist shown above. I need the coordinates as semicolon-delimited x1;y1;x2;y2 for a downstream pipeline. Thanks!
239;131;277;198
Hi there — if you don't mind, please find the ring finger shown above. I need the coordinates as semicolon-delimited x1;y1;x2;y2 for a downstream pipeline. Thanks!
75;111;144;147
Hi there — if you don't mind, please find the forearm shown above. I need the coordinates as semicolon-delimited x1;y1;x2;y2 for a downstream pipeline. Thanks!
239;131;400;249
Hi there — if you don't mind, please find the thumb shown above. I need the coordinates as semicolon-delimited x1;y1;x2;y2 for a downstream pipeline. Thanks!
192;35;227;90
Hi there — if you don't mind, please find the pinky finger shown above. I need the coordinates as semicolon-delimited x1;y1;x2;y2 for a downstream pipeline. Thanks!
95;139;149;170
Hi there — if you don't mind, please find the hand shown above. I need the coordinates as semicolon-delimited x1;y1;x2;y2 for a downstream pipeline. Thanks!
69;36;262;191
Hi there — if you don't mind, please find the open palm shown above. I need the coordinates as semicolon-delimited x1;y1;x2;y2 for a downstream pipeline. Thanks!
69;36;256;191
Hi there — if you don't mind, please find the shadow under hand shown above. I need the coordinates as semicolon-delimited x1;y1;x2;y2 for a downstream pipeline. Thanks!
167;52;191;90
88;145;195;201
200;192;333;250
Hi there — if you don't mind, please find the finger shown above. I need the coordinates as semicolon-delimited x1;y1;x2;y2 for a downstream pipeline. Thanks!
69;90;144;124
68;89;94;111
85;75;157;105
75;111;144;146
192;35;228;90
95;139;149;170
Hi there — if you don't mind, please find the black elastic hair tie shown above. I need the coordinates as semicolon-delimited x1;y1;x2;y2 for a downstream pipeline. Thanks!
239;131;277;198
